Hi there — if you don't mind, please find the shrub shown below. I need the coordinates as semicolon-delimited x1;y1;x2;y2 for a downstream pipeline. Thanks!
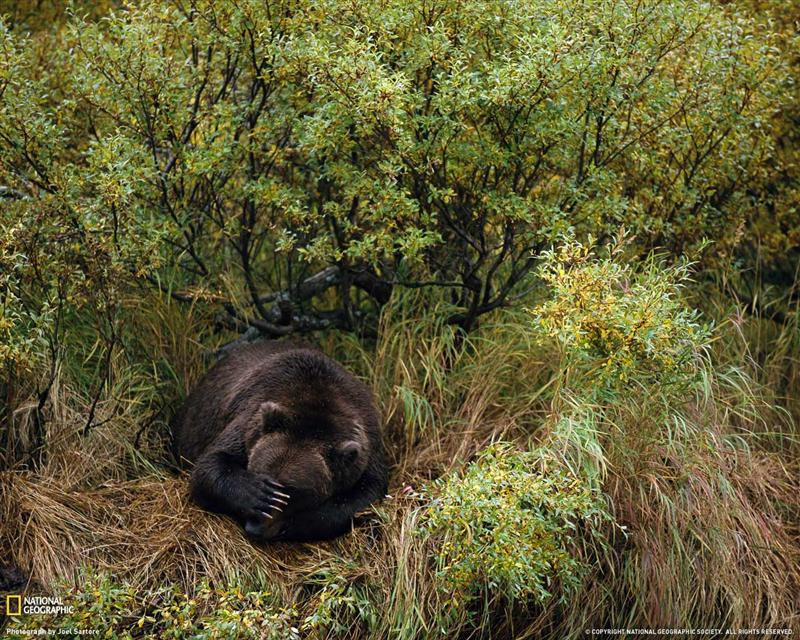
419;443;608;618
1;1;799;636
0;0;792;345
531;234;712;398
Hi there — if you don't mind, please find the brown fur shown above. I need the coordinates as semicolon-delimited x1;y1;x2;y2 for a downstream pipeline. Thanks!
172;341;387;542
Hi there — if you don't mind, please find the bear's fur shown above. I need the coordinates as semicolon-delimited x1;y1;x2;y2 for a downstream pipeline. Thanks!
172;341;387;542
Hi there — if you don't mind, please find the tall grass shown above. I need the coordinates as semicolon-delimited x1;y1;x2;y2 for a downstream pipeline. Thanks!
1;269;799;636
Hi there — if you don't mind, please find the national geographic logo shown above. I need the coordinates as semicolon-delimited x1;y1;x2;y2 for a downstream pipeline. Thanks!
6;595;21;616
4;595;75;616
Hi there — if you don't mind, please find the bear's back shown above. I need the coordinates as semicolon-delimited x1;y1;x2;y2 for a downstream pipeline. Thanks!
172;341;378;463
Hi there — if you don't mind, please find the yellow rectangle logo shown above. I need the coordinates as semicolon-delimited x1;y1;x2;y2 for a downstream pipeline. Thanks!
6;594;22;616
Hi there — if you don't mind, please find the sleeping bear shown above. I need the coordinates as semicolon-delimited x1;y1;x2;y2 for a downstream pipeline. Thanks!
172;341;388;542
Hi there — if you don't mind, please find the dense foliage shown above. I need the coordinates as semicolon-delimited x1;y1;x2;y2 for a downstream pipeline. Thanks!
421;443;607;612
532;235;712;393
0;0;795;364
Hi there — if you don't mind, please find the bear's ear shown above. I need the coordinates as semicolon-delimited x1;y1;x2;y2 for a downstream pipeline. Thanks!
337;439;363;465
259;401;287;431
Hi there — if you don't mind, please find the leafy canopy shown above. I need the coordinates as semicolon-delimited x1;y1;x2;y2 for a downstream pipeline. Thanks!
0;0;792;364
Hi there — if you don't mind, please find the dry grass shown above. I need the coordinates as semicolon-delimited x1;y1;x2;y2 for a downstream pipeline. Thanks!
0;470;390;593
1;288;799;636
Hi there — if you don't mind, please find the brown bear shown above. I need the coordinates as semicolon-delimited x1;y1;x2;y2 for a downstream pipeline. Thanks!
172;341;387;541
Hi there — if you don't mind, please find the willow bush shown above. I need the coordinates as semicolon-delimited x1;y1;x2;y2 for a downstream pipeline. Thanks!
0;0;792;368
531;235;712;396
420;443;608;623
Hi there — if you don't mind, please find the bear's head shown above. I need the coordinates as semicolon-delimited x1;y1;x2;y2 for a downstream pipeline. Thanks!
243;400;369;538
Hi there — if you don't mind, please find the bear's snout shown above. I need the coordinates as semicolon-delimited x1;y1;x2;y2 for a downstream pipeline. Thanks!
244;513;284;540
248;435;334;510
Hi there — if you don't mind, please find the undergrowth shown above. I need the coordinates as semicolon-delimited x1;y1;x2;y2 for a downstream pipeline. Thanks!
1;241;799;637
